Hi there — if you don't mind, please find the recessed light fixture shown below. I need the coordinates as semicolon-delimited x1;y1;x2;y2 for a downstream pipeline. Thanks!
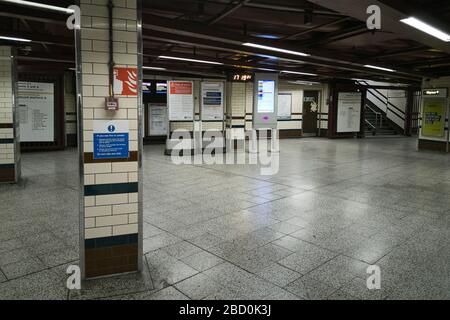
243;43;310;57
158;56;223;65
0;36;31;42
143;66;167;71
364;64;395;72
2;0;74;14
281;70;318;76
400;17;450;42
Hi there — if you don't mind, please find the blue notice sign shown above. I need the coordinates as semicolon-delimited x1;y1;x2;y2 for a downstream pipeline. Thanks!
93;120;129;159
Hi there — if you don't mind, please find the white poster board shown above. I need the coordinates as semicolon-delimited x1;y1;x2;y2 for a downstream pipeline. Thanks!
337;92;362;133
278;93;292;119
148;103;167;136
167;81;194;121
18;82;54;142
201;82;224;121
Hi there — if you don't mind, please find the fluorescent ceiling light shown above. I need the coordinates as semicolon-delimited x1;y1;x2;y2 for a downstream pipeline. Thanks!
257;68;277;72
158;55;223;65
281;70;317;76
2;0;74;14
400;17;450;42
0;35;31;42
364;64;395;72
143;66;167;71
243;43;310;57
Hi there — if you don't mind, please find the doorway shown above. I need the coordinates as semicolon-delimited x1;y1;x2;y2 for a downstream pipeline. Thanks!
303;90;320;137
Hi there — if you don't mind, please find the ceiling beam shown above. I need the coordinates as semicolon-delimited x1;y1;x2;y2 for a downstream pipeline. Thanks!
208;0;251;25
281;17;352;40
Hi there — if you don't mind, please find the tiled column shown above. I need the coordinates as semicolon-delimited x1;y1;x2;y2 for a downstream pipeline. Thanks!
0;46;20;184
79;0;142;279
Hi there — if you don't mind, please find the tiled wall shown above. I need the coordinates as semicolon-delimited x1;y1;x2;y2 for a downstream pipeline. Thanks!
226;80;329;136
0;46;19;183
80;0;141;278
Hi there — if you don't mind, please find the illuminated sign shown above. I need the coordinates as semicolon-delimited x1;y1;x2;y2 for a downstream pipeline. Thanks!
229;73;253;82
423;88;447;98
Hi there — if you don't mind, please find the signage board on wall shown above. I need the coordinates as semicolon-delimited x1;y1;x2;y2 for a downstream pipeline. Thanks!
93;120;129;159
421;98;446;138
148;103;167;136
114;67;138;96
18;81;54;142
336;92;362;133
201;82;224;121
278;93;292;119
167;81;194;121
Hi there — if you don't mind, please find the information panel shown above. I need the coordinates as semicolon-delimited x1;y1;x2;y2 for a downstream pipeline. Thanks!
18;82;54;142
278;93;292;119
93;120;129;159
337;92;362;133
253;73;278;129
421;98;446;138
201;82;224;121
148;103;167;136
168;81;194;121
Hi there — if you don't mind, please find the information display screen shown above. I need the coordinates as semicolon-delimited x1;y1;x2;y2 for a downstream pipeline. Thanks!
156;82;167;94
257;80;275;113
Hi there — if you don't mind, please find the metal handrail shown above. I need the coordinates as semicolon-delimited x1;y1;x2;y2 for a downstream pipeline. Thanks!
365;105;382;127
365;119;376;130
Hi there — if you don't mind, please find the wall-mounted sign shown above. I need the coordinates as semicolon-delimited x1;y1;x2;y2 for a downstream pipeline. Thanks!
105;96;119;111
421;98;446;137
336;92;362;133
167;81;194;121
422;88;448;98
114;67;138;96
278;93;292;119
93;120;129;159
229;73;253;82
18;81;54;142
148;103;167;136
201;82;224;121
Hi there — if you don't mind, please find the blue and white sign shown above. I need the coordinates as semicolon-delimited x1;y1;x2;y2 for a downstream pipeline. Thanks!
93;120;129;159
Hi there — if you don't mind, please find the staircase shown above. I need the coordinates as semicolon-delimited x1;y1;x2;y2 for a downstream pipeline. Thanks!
364;103;400;136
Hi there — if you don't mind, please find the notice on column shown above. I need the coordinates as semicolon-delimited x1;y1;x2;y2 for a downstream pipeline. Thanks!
337;92;362;133
93;120;129;159
168;81;194;121
18;82;54;142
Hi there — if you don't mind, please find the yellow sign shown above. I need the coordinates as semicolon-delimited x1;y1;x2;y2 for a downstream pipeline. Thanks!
422;98;446;137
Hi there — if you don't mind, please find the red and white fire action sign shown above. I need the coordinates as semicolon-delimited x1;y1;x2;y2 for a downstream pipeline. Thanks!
169;81;193;95
114;67;138;96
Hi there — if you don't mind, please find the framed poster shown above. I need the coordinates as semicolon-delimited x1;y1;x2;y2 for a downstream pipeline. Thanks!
93;120;129;160
148;103;167;136
278;93;292;119
201;82;224;121
337;92;362;133
421;98;446;137
167;81;194;121
18;82;54;142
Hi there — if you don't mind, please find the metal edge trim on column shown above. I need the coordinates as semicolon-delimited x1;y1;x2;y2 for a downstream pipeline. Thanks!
11;47;20;183
75;0;86;281
137;0;144;272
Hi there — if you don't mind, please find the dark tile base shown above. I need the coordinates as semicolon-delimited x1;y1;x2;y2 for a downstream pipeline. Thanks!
418;139;448;152
0;166;15;183
85;234;139;279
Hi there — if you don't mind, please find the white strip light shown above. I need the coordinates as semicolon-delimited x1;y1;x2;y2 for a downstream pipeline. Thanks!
400;17;450;42
143;66;167;71
243;43;310;57
158;55;223;65
364;64;395;72
0;36;31;42
281;70;317;76
1;0;74;14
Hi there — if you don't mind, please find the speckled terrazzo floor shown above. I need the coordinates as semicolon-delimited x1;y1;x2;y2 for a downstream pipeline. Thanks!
0;137;449;300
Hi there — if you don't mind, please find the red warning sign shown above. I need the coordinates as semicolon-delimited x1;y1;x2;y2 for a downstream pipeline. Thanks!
169;81;193;95
114;67;138;96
